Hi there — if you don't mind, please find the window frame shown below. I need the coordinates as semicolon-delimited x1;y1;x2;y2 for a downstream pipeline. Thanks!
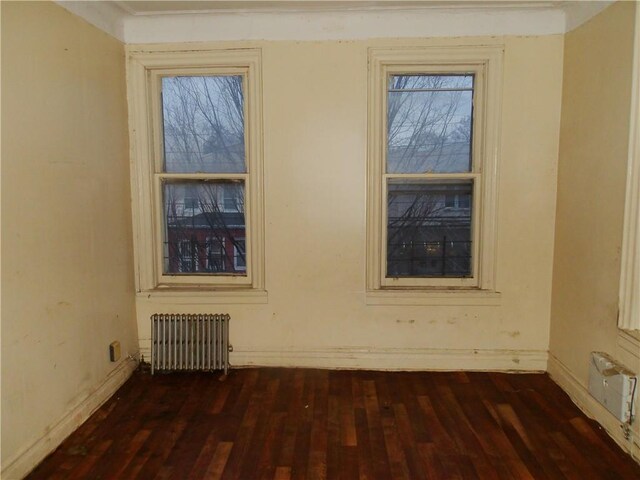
619;6;640;333
367;46;503;299
127;47;264;293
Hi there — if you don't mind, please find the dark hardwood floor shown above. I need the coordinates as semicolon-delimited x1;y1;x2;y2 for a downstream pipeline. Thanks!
27;367;640;479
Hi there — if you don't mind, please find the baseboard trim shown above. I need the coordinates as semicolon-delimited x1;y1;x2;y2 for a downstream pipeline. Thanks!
1;358;138;480
229;346;548;371
547;353;640;462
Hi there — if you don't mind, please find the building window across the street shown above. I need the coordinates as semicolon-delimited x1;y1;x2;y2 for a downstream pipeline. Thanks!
206;237;226;272
127;48;264;291
234;238;247;271
367;46;503;295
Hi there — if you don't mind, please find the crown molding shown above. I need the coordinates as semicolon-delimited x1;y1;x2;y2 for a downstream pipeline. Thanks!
55;1;617;44
123;7;565;43
114;1;560;16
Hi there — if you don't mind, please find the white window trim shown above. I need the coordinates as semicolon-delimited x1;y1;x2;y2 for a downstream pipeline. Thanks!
366;45;503;305
127;46;265;296
619;7;640;333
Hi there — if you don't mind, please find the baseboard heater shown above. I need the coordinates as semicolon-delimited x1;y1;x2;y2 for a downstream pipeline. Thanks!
588;351;637;423
151;313;231;375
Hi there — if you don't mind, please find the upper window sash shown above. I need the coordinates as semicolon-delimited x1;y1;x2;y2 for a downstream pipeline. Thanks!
149;68;250;175
127;48;264;292
367;46;503;294
386;72;476;175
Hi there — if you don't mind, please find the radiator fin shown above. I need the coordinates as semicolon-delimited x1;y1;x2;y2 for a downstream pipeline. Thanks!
151;313;230;375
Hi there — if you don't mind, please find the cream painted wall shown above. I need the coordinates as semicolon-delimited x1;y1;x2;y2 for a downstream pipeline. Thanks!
1;2;137;477
549;0;640;458
134;35;564;371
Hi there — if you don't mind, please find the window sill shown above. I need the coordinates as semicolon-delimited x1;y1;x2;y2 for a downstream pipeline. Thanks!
136;288;268;305
366;288;501;306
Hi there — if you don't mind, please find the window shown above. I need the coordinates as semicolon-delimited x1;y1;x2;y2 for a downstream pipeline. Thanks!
223;190;239;212
367;46;502;298
127;48;264;292
206;237;225;272
183;197;199;210
234;238;246;271
177;239;198;273
445;193;471;210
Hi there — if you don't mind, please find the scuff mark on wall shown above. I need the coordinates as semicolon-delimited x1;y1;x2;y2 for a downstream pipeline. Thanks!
501;330;521;338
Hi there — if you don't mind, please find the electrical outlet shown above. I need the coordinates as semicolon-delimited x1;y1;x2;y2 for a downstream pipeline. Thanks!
109;341;121;362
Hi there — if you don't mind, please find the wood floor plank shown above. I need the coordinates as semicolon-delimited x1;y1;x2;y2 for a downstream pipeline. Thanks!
380;414;412;479
336;371;358;448
494;388;575;479
187;429;221;479
25;368;640;480
254;412;287;479
222;373;276;480
204;441;233;479
416;394;458;450
237;377;283;480
417;442;449;480
434;384;501;479
362;379;394;479
66;439;113;479
274;466;292;480
307;371;329;480
290;369;315;480
391;403;428;480
353;407;376;480
326;393;342;479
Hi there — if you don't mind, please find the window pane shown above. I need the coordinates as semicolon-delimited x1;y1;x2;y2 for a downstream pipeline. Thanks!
163;181;246;275
387;179;472;277
162;76;246;173
387;74;473;174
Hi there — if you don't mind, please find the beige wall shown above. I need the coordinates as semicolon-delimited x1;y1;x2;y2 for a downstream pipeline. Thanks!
135;35;564;371
1;2;137;476
549;0;639;457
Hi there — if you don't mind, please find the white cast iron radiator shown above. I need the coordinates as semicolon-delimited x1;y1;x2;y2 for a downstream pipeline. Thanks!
151;314;230;375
